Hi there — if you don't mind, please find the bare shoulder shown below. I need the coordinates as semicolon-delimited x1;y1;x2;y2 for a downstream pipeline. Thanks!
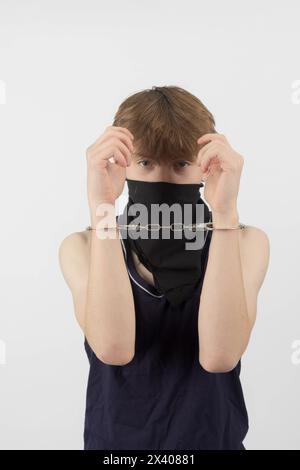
59;228;90;252
239;225;270;255
239;225;270;289
58;228;93;331
58;228;91;292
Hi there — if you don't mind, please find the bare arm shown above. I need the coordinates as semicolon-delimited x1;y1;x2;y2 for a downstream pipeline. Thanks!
198;212;270;373
59;125;136;365
195;132;270;373
85;208;135;365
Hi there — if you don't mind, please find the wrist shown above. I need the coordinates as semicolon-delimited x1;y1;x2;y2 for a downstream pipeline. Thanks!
89;201;116;228
211;209;239;227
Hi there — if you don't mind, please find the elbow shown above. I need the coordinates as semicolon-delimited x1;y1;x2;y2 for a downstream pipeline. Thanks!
199;353;240;373
96;347;135;366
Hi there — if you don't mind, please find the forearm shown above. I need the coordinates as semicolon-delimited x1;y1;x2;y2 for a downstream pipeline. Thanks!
198;211;250;372
85;207;135;363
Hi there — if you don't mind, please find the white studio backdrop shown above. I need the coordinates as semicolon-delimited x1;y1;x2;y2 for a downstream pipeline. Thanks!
0;0;299;450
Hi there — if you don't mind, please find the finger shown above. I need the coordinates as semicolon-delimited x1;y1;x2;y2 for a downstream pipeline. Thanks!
102;130;134;153
106;125;134;141
105;146;128;167
197;132;226;146
197;140;226;160
196;140;216;165
93;137;133;166
113;139;132;166
203;160;220;178
87;144;128;169
91;126;134;151
198;143;221;172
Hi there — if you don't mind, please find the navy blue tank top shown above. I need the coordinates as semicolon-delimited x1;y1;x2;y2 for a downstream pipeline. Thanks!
83;214;249;450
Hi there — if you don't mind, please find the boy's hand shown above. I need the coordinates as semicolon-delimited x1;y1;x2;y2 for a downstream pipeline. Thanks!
86;125;134;223
197;133;244;220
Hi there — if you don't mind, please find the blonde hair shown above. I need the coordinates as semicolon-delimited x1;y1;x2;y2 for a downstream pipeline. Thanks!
112;85;216;163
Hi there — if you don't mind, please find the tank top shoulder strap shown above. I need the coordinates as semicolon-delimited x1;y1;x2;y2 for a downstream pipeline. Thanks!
116;214;165;299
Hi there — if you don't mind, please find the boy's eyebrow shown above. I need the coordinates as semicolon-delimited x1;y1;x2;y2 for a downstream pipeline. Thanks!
131;153;142;159
132;152;152;159
174;157;195;162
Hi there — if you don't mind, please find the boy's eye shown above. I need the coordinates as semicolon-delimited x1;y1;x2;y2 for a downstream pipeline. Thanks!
137;159;190;169
138;159;152;167
175;161;190;169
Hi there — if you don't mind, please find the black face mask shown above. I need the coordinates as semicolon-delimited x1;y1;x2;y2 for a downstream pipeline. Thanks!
118;178;212;307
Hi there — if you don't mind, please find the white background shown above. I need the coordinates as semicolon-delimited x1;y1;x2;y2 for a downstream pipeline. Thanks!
0;0;299;450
